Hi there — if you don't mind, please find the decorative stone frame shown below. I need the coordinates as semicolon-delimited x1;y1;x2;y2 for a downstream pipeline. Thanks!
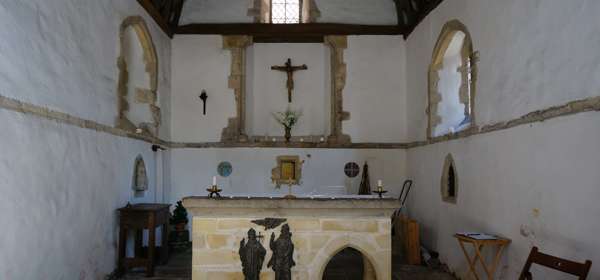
221;35;351;144
427;20;477;139
116;16;161;137
441;154;458;204
271;155;304;187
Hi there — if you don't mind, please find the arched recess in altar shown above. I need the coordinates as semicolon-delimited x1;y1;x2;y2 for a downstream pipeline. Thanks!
314;238;385;280
116;16;161;137
427;19;477;138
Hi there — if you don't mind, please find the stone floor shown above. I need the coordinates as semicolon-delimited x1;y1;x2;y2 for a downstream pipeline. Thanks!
118;247;456;280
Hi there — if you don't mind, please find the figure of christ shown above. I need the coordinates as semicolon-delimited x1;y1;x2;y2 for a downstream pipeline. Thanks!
267;224;296;280
271;58;308;103
239;228;267;280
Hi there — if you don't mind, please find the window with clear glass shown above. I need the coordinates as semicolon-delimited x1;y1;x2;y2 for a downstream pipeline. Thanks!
271;0;301;24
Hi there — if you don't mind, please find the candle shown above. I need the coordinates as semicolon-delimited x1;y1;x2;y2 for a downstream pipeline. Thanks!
212;176;217;186
377;180;383;187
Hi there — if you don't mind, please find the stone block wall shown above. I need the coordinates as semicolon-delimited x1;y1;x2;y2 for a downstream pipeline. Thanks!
191;217;391;280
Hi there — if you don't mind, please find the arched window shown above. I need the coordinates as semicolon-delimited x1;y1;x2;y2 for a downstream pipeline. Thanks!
116;16;161;137
428;20;477;138
271;0;302;23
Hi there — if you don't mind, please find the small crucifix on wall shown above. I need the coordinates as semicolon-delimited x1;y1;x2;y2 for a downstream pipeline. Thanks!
271;58;308;103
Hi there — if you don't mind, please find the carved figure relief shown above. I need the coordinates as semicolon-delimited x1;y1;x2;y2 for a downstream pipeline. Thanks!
251;218;287;231
268;224;295;280
132;155;148;195
239;228;267;280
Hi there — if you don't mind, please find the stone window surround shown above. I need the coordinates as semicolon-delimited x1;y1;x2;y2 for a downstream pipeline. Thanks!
116;16;161;137
221;35;351;145
427;19;478;139
441;153;458;204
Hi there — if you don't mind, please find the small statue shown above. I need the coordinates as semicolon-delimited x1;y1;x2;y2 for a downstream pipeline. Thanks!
268;224;296;280
239;228;266;280
132;156;148;192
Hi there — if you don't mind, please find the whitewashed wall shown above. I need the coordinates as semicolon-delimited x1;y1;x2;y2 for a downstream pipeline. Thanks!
169;148;407;202
0;0;171;279
344;36;407;143
315;0;397;25
406;0;600;142
180;0;398;25
404;0;600;278
406;113;600;279
171;35;407;143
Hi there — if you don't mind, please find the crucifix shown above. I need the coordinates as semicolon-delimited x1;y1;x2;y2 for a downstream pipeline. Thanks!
271;58;308;103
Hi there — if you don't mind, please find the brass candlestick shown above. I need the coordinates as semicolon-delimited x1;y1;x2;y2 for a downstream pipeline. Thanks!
373;185;388;199
207;184;222;198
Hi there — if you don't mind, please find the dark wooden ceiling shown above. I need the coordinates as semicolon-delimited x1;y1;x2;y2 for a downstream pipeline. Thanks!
138;0;444;40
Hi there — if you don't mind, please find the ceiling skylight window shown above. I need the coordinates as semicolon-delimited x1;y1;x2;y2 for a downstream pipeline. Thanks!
271;0;301;24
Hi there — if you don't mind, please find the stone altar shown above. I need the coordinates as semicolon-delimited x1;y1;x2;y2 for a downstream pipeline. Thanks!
183;196;399;280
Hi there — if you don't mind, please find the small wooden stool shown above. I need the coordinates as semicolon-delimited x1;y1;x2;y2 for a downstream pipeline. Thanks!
454;234;511;280
118;203;170;277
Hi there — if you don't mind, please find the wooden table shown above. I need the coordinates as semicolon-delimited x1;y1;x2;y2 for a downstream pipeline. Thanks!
454;234;511;280
118;203;170;277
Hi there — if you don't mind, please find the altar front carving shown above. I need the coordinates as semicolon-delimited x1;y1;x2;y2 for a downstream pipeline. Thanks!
183;196;397;280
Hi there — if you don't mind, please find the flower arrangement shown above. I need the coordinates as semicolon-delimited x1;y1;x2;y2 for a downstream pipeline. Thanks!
272;107;302;129
272;107;302;142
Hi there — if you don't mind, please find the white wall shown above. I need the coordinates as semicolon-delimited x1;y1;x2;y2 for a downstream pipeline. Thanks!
0;0;171;279
171;35;235;143
180;0;398;25
180;0;254;25
315;0;397;25
171;35;408;143
169;148;407;202
344;36;407;143
247;43;330;137
404;0;600;278
406;0;600;142
406;112;600;279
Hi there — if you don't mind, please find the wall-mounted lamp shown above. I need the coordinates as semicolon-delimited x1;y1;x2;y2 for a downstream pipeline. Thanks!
151;145;167;152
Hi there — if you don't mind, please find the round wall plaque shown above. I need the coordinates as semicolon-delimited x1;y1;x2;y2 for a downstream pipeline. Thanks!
217;161;233;177
344;162;360;178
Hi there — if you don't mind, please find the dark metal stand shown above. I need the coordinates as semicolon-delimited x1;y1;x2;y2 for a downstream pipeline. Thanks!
373;189;388;199
206;185;222;198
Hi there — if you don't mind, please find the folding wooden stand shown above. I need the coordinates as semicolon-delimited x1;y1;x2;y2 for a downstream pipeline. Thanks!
454;234;511;280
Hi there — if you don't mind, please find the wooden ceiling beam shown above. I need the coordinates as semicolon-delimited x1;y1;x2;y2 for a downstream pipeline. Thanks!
175;23;406;36
137;0;185;38
394;0;445;39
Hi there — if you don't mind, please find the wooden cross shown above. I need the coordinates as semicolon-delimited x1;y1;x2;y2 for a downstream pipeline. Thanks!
271;58;308;103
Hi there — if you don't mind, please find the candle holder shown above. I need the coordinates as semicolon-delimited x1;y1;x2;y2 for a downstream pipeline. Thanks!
206;185;222;198
283;179;296;199
373;186;388;199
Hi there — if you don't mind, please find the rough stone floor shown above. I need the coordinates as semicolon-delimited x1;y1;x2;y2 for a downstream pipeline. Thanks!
119;248;456;280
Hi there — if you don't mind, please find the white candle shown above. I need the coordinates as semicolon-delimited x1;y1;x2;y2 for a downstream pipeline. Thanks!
377;180;383;187
212;176;217;186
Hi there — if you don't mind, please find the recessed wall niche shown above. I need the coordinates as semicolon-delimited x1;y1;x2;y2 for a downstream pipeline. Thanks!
116;16;161;137
221;36;351;144
441;154;458;203
245;43;331;140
